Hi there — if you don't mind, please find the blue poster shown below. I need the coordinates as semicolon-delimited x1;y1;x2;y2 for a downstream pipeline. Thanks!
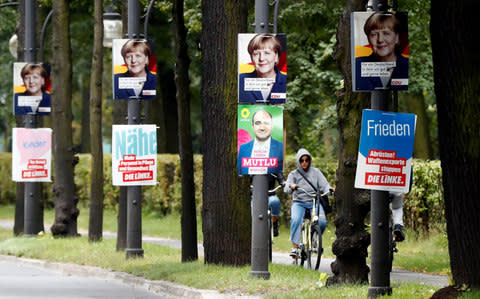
355;109;416;193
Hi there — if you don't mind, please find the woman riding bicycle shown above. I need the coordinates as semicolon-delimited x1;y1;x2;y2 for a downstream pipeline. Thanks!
284;148;334;258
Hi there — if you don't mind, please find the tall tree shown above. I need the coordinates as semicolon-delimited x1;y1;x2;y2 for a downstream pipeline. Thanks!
201;0;251;265
430;0;480;291
88;0;104;242
173;0;198;261
50;0;79;237
326;0;371;285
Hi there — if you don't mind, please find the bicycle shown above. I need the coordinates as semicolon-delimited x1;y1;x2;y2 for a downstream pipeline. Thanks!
250;184;283;263
292;187;332;271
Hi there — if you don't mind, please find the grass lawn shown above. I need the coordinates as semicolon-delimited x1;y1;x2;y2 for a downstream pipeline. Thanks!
0;227;442;299
0;204;450;274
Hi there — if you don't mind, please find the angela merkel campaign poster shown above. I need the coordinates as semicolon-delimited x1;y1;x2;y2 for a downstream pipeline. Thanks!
351;11;409;91
112;39;157;100
237;105;284;175
238;33;287;104
13;62;51;115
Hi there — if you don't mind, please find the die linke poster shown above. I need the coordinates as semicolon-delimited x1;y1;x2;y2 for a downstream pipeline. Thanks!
12;128;52;182
112;125;157;186
355;110;416;193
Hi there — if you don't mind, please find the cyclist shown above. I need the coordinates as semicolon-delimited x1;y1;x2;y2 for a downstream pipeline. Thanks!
250;172;285;237
284;148;334;258
389;192;404;241
267;172;285;236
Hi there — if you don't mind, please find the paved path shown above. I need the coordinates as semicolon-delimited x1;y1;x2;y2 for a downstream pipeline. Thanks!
0;256;166;299
0;219;449;294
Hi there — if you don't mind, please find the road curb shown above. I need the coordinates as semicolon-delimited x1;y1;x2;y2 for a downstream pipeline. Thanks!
0;254;236;298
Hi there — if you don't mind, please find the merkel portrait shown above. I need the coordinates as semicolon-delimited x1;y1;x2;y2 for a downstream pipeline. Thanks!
238;34;287;104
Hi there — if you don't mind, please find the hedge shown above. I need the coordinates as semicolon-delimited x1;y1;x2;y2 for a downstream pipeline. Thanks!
0;153;443;235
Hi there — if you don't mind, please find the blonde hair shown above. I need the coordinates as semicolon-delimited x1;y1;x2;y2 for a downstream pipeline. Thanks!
121;39;151;60
247;34;282;56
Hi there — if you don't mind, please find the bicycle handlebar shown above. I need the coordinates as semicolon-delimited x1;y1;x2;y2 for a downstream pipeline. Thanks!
296;187;333;198
268;184;283;193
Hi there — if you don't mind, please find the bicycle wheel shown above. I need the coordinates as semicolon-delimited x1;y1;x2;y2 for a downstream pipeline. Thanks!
310;224;322;271
300;221;311;268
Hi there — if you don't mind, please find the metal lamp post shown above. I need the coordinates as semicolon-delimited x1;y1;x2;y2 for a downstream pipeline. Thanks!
367;0;393;297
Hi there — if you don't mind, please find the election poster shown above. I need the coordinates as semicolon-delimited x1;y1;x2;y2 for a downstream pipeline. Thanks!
13;62;52;115
112;39;157;100
238;33;287;104
112;125;157;186
12;128;52;182
355;110;416;193
237;105;284;175
351;11;409;91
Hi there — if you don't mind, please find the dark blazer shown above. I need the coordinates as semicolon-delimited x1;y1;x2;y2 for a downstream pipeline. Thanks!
354;54;408;91
237;137;284;175
114;69;156;99
14;91;51;115
238;68;287;104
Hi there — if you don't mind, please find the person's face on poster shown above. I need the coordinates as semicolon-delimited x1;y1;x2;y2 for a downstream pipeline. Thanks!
23;70;45;96
124;48;149;77
252;110;273;142
251;47;278;78
368;27;399;62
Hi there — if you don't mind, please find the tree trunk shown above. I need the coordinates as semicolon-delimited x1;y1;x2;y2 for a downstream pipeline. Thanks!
201;0;251;265
327;0;371;286
50;0;79;237
88;0;104;242
80;83;91;153
173;0;198;262
430;0;480;289
402;92;434;159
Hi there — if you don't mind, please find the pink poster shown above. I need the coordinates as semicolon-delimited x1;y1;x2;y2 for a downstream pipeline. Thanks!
12;128;52;182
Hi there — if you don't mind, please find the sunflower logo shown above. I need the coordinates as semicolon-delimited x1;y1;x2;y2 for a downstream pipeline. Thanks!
240;107;250;119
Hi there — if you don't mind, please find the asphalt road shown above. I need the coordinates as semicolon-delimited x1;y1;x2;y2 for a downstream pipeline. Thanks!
0;258;166;299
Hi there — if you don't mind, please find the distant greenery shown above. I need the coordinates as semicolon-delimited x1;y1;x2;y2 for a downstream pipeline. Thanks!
0;153;445;236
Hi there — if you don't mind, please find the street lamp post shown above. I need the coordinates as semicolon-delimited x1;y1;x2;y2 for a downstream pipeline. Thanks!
249;0;271;280
125;0;144;259
368;0;393;297
23;0;42;237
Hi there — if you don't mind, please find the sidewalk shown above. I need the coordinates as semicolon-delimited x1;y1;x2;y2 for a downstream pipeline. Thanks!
0;219;448;293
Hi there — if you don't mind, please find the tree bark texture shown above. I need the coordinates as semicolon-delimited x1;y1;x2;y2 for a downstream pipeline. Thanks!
88;0;104;242
201;0;251;265
430;0;480;288
50;0;79;237
327;0;371;286
173;0;198;262
81;84;91;153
